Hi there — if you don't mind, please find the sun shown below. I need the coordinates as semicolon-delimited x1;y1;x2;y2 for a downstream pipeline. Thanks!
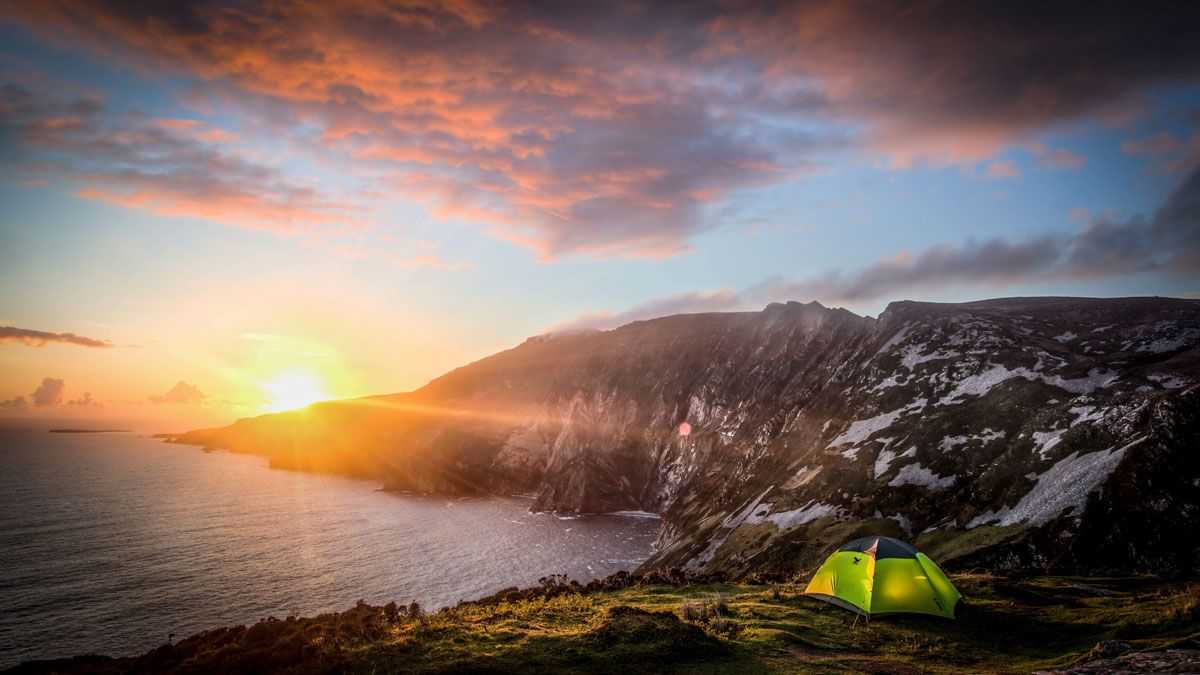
261;370;329;412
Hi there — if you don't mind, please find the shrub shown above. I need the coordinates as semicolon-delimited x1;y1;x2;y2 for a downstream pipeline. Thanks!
708;616;742;638
680;600;707;623
679;593;735;627
408;601;425;624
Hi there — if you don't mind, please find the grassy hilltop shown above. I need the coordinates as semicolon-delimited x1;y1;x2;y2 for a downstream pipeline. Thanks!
9;573;1198;675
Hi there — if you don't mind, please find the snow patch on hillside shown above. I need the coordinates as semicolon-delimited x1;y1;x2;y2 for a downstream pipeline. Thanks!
875;323;914;357
722;486;773;528
1032;429;1066;459
871;372;909;392
1136;326;1199;353
1149;373;1190;390
899;344;961;370
1068;405;1104;427
940;428;1005;452
747;501;842;530
874;510;913;535
874;445;915;479
782;465;822;489
938;365;1118;405
968;437;1144;527
830;399;927;447
888;463;956;490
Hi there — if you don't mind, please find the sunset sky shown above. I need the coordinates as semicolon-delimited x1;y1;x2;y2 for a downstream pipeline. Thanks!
2;2;1199;429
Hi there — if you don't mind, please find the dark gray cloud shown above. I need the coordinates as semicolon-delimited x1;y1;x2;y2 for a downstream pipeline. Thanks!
746;237;1063;305
0;325;113;348
709;2;1200;165
150;381;207;405
1064;166;1200;277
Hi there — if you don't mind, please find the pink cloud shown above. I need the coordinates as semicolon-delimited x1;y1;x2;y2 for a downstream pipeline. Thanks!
1;83;357;234
1030;144;1086;170
3;2;1199;257
1122;131;1200;174
986;161;1021;179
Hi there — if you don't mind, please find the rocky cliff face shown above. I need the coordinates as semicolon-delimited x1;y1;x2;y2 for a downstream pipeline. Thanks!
173;297;1200;577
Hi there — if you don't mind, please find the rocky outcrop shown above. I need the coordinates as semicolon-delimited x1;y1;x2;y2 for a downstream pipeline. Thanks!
1033;649;1200;674
171;296;1200;577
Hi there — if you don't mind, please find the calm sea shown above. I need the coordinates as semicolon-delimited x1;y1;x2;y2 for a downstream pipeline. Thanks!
0;430;660;668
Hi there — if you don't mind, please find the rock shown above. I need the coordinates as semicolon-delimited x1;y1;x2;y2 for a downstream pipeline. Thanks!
1033;648;1200;674
1090;640;1132;659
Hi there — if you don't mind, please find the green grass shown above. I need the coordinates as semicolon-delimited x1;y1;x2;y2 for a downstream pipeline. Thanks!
914;525;1029;565
12;575;1199;675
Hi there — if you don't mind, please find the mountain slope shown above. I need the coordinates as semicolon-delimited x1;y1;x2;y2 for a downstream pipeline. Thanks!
172;296;1200;576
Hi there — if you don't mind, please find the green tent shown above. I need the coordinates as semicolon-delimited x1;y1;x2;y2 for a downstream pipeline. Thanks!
803;536;961;619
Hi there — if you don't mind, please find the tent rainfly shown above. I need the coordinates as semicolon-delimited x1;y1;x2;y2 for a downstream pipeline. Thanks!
803;536;962;619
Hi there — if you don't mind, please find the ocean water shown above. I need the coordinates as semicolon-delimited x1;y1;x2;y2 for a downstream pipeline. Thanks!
0;430;660;668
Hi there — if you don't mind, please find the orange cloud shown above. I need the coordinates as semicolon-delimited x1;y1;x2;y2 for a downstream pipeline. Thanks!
30;377;65;407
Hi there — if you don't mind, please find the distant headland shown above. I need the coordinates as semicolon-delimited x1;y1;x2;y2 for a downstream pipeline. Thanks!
48;429;133;434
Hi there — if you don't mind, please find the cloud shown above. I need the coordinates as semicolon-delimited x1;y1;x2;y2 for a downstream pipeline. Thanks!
1123;132;1184;156
0;325;113;348
4;3;1199;258
1030;144;1086;170
1062;166;1200;277
560;167;1200;329
0;3;836;259
67;392;100;407
742;237;1062;306
11;3;1191;259
986;161;1021;179
1122;130;1200;174
551;290;740;333
710;3;1200;167
150;381;207;405
0;84;356;234
0;396;28;410
30;377;65;407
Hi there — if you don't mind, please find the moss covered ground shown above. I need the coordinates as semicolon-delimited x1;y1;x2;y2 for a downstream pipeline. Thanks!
8;574;1199;675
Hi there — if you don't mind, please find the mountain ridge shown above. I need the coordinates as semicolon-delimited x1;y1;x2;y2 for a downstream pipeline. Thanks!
170;295;1200;577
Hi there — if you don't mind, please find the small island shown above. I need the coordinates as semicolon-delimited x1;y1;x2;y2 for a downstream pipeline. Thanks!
48;429;133;434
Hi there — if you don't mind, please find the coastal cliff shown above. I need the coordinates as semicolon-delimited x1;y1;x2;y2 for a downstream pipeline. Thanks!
171;296;1200;577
